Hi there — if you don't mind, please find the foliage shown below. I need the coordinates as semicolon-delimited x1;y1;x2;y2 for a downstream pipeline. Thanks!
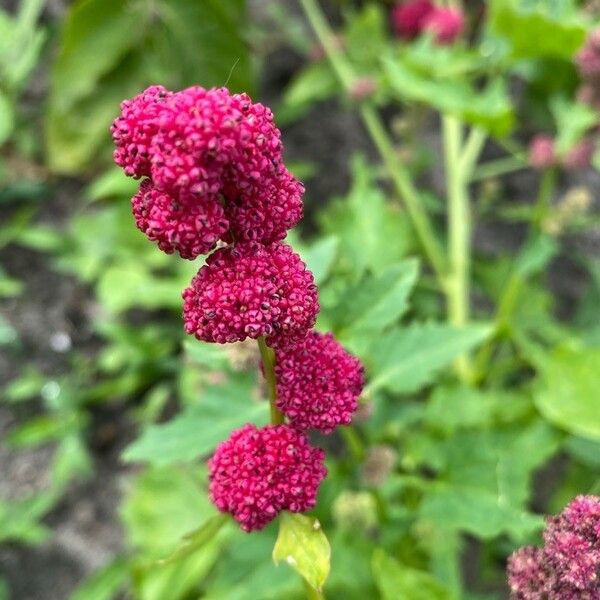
1;0;599;599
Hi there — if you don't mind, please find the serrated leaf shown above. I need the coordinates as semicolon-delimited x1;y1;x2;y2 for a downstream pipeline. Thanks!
334;260;419;337
366;323;493;394
273;513;331;593
534;344;600;440
123;376;268;465
372;549;452;600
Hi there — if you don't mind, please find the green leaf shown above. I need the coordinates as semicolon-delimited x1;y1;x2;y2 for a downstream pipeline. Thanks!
0;91;14;146
383;55;514;136
47;0;253;173
123;375;268;465
333;260;419;337
551;96;597;155
299;236;340;286
372;549;452;600
534;344;600;440
70;557;129;600
319;156;414;278
273;513;331;593
489;0;587;60
367;323;493;395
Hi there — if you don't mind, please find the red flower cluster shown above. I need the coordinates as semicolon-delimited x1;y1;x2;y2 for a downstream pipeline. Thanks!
208;424;327;532
182;242;318;347
112;85;303;258
275;332;364;433
391;0;464;45
113;85;365;532
507;495;600;599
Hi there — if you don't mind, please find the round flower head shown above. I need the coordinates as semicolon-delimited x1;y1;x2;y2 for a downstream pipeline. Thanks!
542;495;600;596
274;331;364;433
149;86;283;201
423;7;465;44
576;29;600;81
529;135;556;170
507;546;548;600
131;179;229;259
391;0;435;40
111;85;173;178
182;242;319;345
208;424;327;531
224;165;304;244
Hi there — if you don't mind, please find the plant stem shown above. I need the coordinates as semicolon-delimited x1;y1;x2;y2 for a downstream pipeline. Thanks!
304;581;325;600
443;115;473;381
470;156;527;182
258;337;284;425
298;0;447;287
473;169;557;381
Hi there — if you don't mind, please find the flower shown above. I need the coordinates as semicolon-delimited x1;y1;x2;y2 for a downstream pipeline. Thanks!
507;495;600;599
208;424;327;531
423;7;465;44
529;135;556;170
111;85;173;179
391;0;435;40
182;242;319;345
507;546;548;600
576;29;600;81
148;86;283;201
273;331;364;433
131;179;228;259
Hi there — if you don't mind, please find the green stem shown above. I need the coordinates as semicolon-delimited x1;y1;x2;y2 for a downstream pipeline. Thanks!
470;156;527;182
473;169;557;381
258;337;284;425
298;0;447;287
443;115;472;381
304;581;326;600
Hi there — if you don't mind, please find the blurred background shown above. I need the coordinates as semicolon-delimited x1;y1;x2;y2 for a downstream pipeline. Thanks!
1;1;599;599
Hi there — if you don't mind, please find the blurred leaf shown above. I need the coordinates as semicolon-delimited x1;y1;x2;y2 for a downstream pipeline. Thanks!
367;323;493;394
47;0;253;173
4;367;45;402
7;415;67;448
383;56;514;136
550;96;597;155
372;549;452;600
333;260;419;337
489;0;587;59
183;339;231;370
319;156;414;279
299;236;340;286
0;91;14;145
514;233;557;277
0;492;55;545
534;344;600;440
70;557;129;600
0;314;17;345
345;4;387;74
282;62;338;112
123;375;268;465
273;513;331;593
85;167;139;202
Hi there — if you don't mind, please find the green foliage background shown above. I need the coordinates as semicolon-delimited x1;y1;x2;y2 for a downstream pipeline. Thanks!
1;0;599;599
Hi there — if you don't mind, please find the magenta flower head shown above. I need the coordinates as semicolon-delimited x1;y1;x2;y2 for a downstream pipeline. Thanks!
507;495;600;599
274;331;365;433
111;85;173;178
507;546;548;599
576;29;600;81
208;424;327;531
391;0;435;40
423;7;465;44
182;242;319;346
529;135;556;170
131;179;228;259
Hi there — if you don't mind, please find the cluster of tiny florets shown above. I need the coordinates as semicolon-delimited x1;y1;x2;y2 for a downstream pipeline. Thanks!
182;242;318;346
208;424;327;531
507;495;600;599
113;84;365;533
112;85;303;258
274;332;364;433
391;0;464;44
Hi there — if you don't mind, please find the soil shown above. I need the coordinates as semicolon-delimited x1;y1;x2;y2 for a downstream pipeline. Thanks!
1;1;599;599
